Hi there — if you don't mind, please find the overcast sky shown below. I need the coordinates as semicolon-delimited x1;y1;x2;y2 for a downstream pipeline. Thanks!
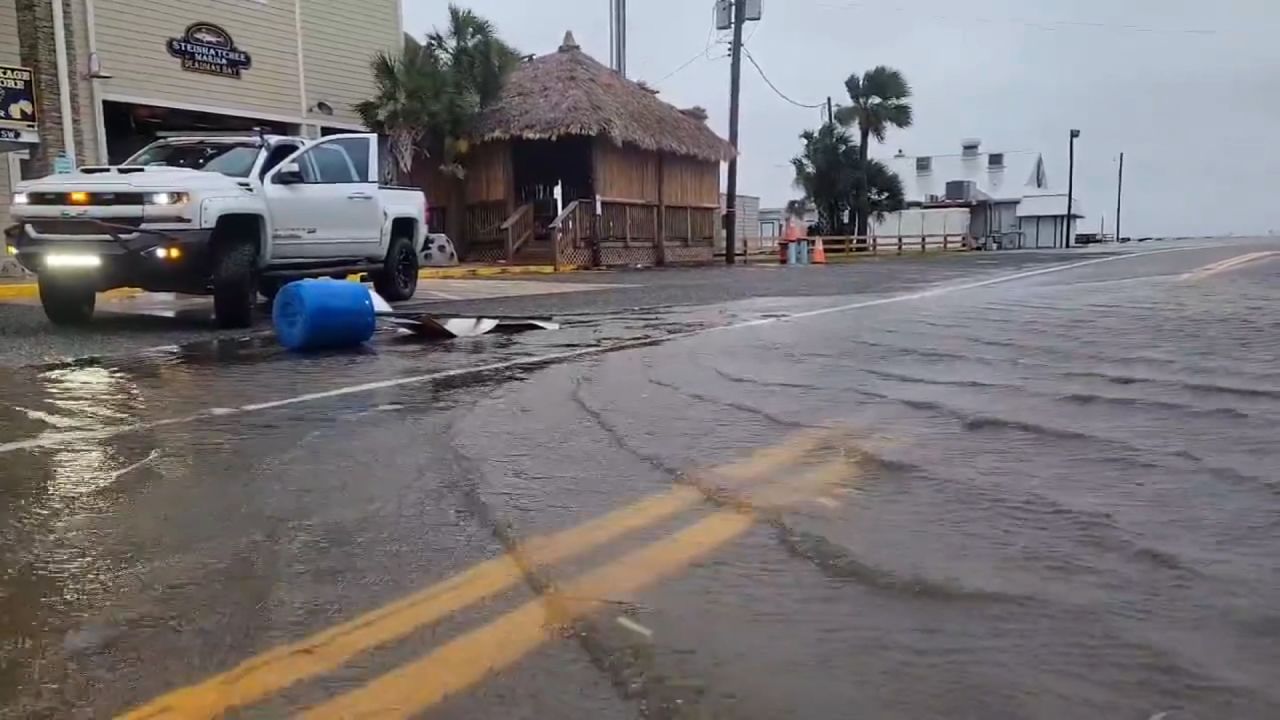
405;0;1280;237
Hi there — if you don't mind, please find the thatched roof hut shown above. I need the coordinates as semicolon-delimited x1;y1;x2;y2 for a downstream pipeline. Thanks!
474;32;735;163
455;32;731;267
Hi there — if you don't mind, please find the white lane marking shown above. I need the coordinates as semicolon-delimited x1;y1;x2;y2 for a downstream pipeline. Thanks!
616;616;654;640
1181;250;1278;280
106;449;160;482
0;249;1196;455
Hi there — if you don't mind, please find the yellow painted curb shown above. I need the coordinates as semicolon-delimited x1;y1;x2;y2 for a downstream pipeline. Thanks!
0;283;143;301
418;265;563;279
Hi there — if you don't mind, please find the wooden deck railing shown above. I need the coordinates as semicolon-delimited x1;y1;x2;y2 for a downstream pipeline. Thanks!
550;200;593;270
500;203;534;263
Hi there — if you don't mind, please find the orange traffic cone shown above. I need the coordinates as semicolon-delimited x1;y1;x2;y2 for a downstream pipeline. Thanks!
812;237;827;264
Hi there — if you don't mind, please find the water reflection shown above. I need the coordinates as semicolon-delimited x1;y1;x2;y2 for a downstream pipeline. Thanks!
39;366;142;498
0;364;162;710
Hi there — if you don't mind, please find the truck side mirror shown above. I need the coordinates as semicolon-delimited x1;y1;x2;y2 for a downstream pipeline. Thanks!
275;162;303;185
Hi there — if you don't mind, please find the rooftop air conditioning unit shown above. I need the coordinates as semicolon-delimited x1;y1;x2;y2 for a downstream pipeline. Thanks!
945;180;976;202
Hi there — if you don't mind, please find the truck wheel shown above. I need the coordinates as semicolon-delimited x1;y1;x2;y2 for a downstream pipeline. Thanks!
39;276;96;325
372;235;418;302
213;240;257;328
258;277;283;303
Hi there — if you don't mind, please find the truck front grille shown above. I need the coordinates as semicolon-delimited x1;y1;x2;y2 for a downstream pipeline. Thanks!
27;192;145;206
28;218;143;235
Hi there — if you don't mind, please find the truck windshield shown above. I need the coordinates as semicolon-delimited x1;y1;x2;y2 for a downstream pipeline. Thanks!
125;142;260;178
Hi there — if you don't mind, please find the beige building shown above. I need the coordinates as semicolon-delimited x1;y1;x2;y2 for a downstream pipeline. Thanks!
1;0;401;257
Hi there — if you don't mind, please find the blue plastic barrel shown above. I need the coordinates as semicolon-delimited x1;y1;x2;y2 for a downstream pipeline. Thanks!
273;279;376;351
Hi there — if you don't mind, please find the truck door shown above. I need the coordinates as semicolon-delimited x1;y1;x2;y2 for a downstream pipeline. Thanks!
264;135;381;258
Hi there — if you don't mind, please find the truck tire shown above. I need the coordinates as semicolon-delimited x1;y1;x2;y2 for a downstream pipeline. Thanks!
213;240;257;328
372;235;418;302
39;276;96;325
258;277;283;303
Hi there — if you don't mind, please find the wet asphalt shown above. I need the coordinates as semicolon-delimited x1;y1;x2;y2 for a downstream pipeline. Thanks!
1;240;1278;719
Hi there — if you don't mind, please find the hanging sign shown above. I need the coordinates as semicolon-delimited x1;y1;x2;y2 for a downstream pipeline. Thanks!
167;23;253;78
0;65;37;128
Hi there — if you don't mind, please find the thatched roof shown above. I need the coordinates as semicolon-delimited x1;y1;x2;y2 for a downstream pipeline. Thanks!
474;32;735;163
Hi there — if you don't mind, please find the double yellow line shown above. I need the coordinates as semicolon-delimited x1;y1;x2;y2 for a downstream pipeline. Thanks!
124;429;854;719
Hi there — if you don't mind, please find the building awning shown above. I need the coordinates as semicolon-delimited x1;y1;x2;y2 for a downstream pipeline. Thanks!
1017;193;1084;218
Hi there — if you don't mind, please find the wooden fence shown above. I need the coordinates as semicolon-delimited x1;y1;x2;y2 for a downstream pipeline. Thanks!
737;233;971;259
817;234;970;255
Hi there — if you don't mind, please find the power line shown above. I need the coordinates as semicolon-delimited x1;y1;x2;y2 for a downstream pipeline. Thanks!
652;0;730;86
741;46;825;109
655;47;726;84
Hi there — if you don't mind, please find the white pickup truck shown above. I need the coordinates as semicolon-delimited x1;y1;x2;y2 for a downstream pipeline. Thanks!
5;133;425;327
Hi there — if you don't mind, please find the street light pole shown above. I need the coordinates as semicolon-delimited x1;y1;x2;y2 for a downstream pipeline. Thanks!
723;0;746;265
1065;129;1080;248
1115;152;1124;243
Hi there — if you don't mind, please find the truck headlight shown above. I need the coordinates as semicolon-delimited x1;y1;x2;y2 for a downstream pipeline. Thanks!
145;192;188;206
12;192;29;205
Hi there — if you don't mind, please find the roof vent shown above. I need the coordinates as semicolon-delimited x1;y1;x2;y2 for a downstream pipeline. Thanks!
916;156;932;174
559;31;580;52
894;148;905;158
961;138;981;157
681;106;709;122
988;152;1005;168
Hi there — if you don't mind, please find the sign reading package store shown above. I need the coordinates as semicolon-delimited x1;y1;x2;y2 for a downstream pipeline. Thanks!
167;23;253;78
0;65;38;128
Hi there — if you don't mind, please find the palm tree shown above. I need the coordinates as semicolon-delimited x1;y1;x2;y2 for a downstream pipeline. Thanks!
791;123;857;234
835;66;913;236
426;6;519;111
859;158;905;226
355;36;443;182
355;5;519;182
791;123;906;237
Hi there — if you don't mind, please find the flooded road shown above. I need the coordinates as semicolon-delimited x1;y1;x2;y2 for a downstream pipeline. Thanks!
1;241;1278;718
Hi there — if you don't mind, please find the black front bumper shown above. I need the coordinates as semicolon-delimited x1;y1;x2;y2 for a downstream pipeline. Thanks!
5;222;215;293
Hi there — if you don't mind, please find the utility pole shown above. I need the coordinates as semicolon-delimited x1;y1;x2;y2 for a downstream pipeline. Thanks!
1115;152;1125;243
609;0;627;76
1065;128;1080;248
724;0;746;264
826;96;833;125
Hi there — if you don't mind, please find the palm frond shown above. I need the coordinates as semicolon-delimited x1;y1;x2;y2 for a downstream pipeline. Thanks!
861;65;911;101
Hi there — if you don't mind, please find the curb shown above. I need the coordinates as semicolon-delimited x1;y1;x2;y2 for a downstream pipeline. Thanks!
0;284;143;301
416;265;563;279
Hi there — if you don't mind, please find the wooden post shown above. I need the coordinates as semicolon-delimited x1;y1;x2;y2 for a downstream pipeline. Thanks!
896;214;903;255
920;234;926;253
943;215;949;250
656;154;667;265
686;206;693;247
624;204;632;248
553;225;562;271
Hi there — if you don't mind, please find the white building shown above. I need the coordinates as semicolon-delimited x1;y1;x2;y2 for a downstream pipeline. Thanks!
886;139;1083;249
